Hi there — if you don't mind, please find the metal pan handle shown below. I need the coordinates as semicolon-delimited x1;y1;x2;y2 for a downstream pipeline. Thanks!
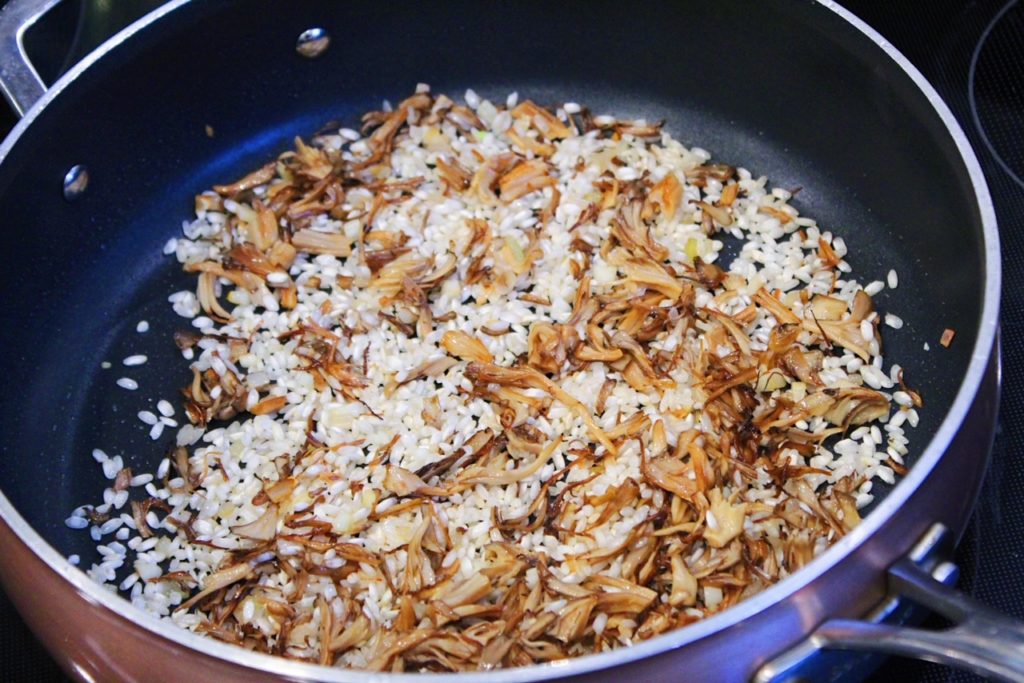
0;0;64;117
812;560;1024;681
757;524;1024;682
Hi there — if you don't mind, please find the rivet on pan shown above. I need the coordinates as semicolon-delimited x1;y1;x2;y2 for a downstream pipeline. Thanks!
62;164;89;201
296;28;330;58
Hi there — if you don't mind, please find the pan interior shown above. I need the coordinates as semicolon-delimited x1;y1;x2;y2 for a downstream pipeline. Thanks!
0;1;985;575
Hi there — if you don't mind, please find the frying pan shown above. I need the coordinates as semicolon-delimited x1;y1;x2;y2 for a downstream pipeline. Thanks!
0;0;1015;681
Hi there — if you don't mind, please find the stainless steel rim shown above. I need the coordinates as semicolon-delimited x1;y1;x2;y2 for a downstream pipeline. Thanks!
0;1;1001;680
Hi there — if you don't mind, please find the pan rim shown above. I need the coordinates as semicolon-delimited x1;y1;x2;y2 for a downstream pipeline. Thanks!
0;0;1001;680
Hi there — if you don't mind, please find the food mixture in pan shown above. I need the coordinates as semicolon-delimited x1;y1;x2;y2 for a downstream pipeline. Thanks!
67;85;921;670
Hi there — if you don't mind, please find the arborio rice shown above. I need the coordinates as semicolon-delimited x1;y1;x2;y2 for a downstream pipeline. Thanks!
68;86;922;671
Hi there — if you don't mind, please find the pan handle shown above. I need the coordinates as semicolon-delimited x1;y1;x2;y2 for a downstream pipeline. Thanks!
756;524;1024;683
0;0;64;117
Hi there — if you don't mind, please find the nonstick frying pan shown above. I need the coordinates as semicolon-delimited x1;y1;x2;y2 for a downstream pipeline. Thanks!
0;0;1014;681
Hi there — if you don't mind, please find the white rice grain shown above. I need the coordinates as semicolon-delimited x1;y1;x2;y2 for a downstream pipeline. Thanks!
864;280;885;296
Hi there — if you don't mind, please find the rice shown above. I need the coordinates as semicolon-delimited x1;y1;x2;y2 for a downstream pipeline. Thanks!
885;313;904;329
69;88;917;670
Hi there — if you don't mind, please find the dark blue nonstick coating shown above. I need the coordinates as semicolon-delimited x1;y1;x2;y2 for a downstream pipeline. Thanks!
0;0;987;568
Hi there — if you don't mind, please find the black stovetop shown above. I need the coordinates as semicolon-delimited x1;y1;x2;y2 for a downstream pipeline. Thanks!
1;1;1021;681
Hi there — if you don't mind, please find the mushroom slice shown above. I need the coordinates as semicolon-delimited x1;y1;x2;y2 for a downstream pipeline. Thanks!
397;356;458;385
437;573;492;608
587;575;658;614
805;318;874;361
612;199;669;261
498;159;556;202
527;322;566;375
464;362;617;456
213;162;276;196
754;288;800;325
511;101;572;140
703;489;746;548
175;563;254;613
641;440;698;500
823;387;890;427
441;330;493;363
456;437;560;487
691;200;733;229
383;466;446;497
684;163;735;186
436;156;471;190
622;258;683;300
231;504;278;541
851;290;875;322
291;230;353;257
669;554;698;606
644;173;683;220
469;153;518;204
809;294;848;321
780;348;823;386
365;630;436;672
550;597;597;643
